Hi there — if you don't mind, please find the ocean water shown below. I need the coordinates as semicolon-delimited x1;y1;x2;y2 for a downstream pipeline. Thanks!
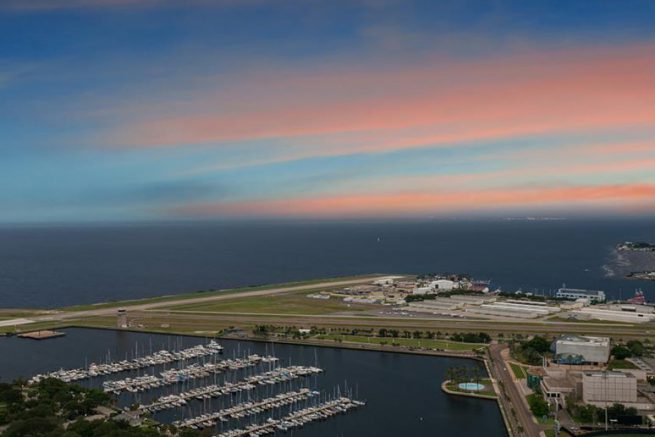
0;328;507;437
0;219;653;308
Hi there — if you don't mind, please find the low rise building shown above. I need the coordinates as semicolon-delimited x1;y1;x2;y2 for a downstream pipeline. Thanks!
554;335;610;365
556;287;606;303
373;277;396;287
465;304;540;319
406;299;462;313
448;294;497;305
465;302;558;319
582;371;637;406
541;375;577;406
429;279;456;291
569;307;655;324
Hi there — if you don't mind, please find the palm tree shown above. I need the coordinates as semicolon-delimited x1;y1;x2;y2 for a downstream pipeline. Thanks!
445;367;455;383
472;366;481;387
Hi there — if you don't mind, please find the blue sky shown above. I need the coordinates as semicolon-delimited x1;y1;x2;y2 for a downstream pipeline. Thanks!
2;0;655;222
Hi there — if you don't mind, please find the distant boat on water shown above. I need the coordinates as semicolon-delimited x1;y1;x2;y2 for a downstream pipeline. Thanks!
627;289;647;305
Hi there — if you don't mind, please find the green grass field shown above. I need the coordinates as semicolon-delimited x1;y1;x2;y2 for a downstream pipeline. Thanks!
510;362;528;379
314;334;487;351
0;310;40;320
166;292;375;315
607;359;638;370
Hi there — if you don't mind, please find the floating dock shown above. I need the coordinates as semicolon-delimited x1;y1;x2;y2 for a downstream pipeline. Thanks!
103;354;279;394
173;388;319;428
29;340;224;384
214;396;365;437
18;330;66;340
140;365;323;412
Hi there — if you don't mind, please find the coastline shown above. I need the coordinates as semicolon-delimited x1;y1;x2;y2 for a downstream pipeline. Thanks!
13;324;511;436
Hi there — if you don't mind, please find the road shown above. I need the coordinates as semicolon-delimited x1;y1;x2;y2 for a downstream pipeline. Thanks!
129;310;651;339
488;344;542;437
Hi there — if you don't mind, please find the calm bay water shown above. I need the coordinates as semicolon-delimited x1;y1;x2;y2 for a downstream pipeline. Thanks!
0;328;506;437
0;219;653;308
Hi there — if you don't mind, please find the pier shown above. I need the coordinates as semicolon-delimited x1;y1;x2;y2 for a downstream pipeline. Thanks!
173;388;319;428
103;354;279;394
139;365;323;412
29;340;223;384
214;396;365;437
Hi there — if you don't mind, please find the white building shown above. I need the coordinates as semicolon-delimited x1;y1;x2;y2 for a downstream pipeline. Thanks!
556;287;606;303
465;302;559;319
373;277;396;287
570;307;655;324
429;279;456;291
582;371;637;405
412;287;433;295
448;295;497;305
407;299;462;311
555;335;610;365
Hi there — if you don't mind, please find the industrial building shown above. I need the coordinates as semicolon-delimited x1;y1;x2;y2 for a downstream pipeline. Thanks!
466;304;535;319
570;307;655;324
464;301;560;319
492;302;560;314
405;299;463;314
554;335;610;365
448;295;497;305
556;287;606;303
582;371;637;405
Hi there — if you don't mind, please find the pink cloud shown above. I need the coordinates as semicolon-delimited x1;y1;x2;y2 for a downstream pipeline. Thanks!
107;42;655;159
349;155;655;194
168;183;655;218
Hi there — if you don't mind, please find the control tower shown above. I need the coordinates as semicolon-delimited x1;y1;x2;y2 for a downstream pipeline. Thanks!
117;309;128;328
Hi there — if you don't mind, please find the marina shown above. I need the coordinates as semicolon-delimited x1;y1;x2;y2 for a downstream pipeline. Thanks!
29;340;224;383
214;396;366;437
23;335;362;434
173;388;320;428
0;327;506;436
101;354;278;394
139;365;323;412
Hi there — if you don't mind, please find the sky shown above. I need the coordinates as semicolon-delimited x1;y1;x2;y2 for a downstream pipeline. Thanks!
1;0;655;223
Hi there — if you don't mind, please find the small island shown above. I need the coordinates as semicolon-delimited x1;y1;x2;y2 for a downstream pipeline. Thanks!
614;241;655;281
617;241;655;252
626;271;655;281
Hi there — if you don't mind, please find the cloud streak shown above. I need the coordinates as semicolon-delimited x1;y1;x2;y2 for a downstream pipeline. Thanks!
105;42;655;163
168;183;655;218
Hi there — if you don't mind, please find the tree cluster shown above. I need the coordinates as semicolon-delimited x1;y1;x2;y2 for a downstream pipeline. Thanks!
445;366;483;385
0;378;207;437
611;340;645;360
527;393;549;418
449;332;492;344
513;336;551;365
568;402;639;424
